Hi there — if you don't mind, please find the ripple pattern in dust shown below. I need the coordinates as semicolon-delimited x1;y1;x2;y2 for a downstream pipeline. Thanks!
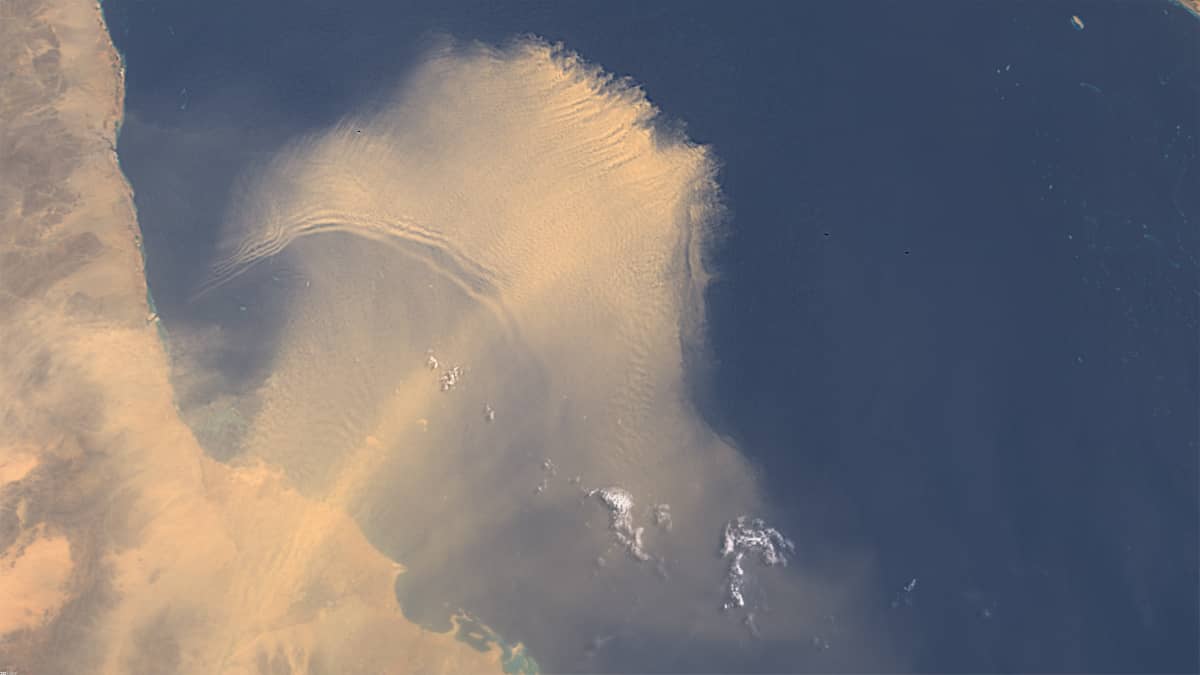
196;38;841;671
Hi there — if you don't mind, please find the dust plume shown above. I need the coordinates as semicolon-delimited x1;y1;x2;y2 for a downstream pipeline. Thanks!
194;39;884;670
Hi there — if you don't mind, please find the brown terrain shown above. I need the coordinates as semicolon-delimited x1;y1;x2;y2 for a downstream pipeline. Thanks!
0;1;509;672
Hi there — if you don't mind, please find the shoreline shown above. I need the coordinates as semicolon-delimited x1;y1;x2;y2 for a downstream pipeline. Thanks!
1;1;521;672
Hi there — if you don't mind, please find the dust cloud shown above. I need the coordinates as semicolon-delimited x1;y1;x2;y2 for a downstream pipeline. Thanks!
2;1;891;669
191;39;885;671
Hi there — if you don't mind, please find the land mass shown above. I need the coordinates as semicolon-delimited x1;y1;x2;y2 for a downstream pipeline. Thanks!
0;1;515;672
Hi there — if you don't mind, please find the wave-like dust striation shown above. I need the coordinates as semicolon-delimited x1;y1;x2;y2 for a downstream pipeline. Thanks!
192;38;871;671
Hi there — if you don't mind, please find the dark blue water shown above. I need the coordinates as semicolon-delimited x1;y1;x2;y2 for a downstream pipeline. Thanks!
103;1;1199;671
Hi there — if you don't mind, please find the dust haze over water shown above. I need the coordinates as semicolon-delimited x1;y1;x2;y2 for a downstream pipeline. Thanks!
164;40;889;671
9;0;1197;670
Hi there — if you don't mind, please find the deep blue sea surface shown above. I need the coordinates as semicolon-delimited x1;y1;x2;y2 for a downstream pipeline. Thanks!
102;1;1199;671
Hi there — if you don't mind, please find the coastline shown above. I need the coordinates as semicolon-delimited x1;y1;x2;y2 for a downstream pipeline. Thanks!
0;1;519;672
1169;0;1200;18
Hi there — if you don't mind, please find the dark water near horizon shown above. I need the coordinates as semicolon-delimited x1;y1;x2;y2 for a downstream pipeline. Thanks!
103;1;1199;672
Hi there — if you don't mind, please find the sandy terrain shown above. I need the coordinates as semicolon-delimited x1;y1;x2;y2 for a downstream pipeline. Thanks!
0;1;512;672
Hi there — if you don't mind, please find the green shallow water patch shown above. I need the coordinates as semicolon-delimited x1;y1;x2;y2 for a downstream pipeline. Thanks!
452;612;541;675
